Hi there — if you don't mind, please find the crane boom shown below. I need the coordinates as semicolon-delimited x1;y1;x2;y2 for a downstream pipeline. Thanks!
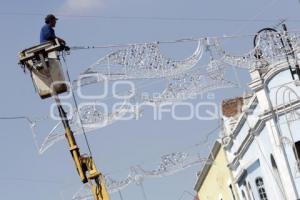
18;39;110;200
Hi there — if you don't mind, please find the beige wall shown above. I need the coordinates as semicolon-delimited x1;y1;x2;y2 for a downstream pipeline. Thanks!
197;147;238;200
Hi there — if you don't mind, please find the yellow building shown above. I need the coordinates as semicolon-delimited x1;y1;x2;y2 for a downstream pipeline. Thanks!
194;141;239;200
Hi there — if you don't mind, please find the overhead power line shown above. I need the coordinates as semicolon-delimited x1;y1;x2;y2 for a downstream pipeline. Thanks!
70;29;300;50
0;177;63;185
1;12;300;23
0;116;33;123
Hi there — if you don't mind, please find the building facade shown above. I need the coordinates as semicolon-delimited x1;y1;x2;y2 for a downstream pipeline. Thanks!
194;141;239;200
221;62;300;200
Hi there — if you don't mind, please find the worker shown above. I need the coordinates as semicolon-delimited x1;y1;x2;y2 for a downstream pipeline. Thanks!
40;14;66;45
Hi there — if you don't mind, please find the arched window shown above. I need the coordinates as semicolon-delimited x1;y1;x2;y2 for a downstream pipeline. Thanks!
255;177;268;200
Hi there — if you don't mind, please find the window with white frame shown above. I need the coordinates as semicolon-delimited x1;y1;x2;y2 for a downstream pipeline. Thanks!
255;177;268;200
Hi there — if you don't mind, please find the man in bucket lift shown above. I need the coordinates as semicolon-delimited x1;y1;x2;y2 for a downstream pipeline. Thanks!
40;14;66;45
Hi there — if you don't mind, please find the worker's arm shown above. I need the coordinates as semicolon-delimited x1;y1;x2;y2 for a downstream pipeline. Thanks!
56;37;70;51
56;37;66;45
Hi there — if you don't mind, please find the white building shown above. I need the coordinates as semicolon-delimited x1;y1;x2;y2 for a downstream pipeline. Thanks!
221;62;300;200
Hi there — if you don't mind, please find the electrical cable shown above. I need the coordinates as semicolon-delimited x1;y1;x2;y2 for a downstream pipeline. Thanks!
3;11;300;23
0;177;63;185
69;34;256;51
61;52;94;157
0;116;33;123
177;190;196;200
69;29;300;52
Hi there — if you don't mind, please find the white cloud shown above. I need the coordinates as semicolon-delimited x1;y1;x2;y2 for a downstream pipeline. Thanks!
60;0;104;14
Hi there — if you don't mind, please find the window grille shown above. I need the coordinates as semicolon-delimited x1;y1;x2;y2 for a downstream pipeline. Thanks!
255;177;268;200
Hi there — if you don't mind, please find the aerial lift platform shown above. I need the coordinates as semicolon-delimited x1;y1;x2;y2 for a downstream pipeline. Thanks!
18;39;110;200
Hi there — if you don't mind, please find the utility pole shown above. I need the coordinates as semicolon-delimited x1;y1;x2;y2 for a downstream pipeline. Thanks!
19;39;110;200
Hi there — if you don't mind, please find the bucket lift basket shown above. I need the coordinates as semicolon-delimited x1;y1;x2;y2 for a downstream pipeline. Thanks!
19;39;68;99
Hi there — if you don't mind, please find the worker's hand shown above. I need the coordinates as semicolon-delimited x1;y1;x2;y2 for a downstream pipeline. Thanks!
60;40;66;46
57;37;66;46
64;46;70;51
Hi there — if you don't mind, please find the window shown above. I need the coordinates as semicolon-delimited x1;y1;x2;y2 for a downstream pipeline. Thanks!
293;141;300;169
229;184;236;200
270;154;278;169
255;177;268;200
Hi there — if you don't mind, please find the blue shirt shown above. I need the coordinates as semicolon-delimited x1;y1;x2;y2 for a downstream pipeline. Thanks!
40;24;56;43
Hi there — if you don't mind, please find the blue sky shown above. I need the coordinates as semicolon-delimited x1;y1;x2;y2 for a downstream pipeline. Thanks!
1;0;300;200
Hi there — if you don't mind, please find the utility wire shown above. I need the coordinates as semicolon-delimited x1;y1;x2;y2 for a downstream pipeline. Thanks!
62;53;94;157
2;12;300;23
69;34;256;50
70;29;300;51
178;190;196;200
0;177;63;185
0;116;33;124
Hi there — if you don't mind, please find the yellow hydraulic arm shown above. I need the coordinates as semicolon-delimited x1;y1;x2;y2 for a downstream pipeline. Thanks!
56;103;110;200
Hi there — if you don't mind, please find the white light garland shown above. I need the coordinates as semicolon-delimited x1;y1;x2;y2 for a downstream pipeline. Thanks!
72;152;212;200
